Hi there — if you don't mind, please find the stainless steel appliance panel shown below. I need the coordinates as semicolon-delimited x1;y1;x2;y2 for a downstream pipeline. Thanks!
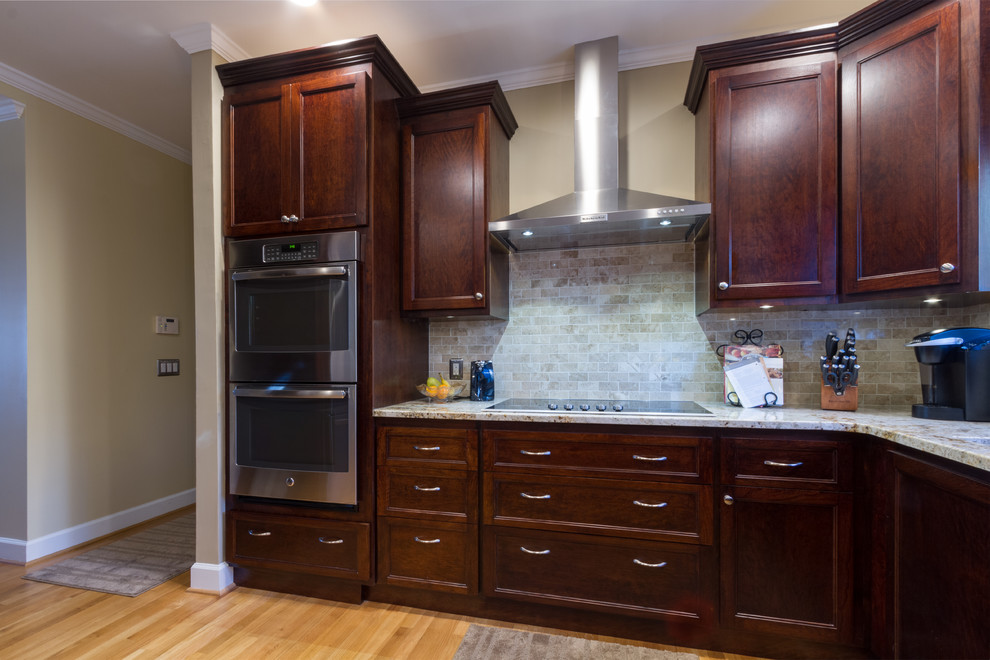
227;232;361;384
229;384;357;505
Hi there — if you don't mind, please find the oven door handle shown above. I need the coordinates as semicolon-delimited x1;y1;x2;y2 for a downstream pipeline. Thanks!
231;386;348;400
231;265;349;281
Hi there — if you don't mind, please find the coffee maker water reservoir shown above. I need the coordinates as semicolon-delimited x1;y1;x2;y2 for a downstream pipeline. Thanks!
906;327;990;421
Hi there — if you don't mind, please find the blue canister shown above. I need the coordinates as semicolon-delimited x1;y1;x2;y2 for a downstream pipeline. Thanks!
470;360;495;401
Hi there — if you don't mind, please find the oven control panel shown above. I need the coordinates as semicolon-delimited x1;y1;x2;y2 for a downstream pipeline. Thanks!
263;240;319;263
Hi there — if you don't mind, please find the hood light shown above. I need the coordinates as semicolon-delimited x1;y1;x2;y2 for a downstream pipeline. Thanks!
522;230;534;237
924;297;942;304
659;219;672;226
759;305;774;309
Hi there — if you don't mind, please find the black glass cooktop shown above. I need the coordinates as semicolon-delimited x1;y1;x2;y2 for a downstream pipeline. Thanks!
487;398;713;416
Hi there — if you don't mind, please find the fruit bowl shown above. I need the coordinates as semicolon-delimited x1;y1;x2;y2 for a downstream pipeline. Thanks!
416;381;466;403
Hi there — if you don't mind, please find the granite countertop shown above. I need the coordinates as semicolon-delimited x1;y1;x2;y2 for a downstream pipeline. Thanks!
374;398;990;473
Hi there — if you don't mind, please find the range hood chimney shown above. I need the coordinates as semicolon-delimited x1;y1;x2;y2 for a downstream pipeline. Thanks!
489;36;710;252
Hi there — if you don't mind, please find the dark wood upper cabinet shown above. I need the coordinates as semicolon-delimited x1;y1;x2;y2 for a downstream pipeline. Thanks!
708;56;838;306
223;68;369;237
840;1;964;295
218;36;419;238
398;82;516;319
687;0;989;309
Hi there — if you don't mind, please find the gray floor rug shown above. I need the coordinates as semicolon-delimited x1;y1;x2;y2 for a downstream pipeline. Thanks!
23;513;195;597
453;625;700;660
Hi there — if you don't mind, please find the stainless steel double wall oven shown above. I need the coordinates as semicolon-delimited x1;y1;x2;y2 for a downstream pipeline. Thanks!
227;231;361;505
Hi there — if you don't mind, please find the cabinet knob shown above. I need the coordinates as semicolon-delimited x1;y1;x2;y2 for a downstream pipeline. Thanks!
280;214;300;223
285;477;295;487
940;263;955;273
718;281;729;290
280;215;292;223
723;494;734;506
474;292;484;300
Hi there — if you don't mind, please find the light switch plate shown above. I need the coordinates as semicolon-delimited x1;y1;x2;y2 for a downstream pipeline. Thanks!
157;359;180;376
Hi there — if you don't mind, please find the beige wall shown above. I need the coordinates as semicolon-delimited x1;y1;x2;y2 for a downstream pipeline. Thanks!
0;104;28;541
0;80;196;543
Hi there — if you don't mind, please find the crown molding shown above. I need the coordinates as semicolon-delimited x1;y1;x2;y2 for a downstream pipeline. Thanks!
0;97;26;122
420;42;696;94
170;22;250;63
0;62;190;163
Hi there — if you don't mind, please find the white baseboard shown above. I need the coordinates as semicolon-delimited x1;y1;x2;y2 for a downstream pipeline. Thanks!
189;561;235;594
0;488;195;564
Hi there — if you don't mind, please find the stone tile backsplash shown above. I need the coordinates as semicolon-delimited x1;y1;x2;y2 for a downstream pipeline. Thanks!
428;243;990;408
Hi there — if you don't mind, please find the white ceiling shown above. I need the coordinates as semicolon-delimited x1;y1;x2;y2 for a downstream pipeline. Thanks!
0;0;873;162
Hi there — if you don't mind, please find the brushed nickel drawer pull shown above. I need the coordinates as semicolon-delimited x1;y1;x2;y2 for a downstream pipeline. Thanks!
520;450;551;456
633;559;668;568
414;537;441;544
413;445;441;452
521;492;551;500
764;460;804;468
633;500;668;508
632;455;668;462
318;537;344;545
247;530;271;537
413;485;441;492
520;546;550;555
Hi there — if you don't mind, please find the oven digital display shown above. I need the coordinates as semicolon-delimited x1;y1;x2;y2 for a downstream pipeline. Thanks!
263;240;319;262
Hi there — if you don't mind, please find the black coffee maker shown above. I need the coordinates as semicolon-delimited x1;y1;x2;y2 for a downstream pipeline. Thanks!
906;327;990;421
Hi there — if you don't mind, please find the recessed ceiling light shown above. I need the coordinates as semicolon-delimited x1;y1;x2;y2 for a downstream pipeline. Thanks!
290;0;318;6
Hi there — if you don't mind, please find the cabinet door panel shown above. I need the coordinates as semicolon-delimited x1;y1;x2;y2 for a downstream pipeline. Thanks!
887;451;990;659
720;486;853;644
226;83;287;232
296;72;369;228
403;110;487;311
713;60;837;301
841;3;961;293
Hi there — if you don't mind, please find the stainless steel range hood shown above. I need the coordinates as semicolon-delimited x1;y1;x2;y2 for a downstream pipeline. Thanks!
489;36;710;252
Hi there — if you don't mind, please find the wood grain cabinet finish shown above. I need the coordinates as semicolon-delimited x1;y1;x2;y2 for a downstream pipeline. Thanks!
230;512;371;580
222;68;370;237
484;527;714;624
718;435;854;645
398;82;516;319
840;1;966;295
485;473;712;544
485;429;712;483
708;55;838;306
881;450;990;659
377;422;480;594
482;427;716;622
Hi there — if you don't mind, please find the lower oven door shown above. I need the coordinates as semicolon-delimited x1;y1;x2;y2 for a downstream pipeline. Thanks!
229;384;357;505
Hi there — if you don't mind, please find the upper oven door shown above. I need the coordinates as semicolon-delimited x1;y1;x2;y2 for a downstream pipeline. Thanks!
229;262;358;383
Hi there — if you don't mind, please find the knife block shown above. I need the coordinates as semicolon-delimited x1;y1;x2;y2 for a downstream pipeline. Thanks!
821;384;858;411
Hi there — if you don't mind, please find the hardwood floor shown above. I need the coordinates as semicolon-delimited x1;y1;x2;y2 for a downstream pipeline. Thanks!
0;511;764;659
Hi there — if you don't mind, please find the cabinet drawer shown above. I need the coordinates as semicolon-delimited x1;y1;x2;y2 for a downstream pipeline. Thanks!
379;519;478;594
721;435;853;490
230;513;370;580
485;474;712;545
484;527;713;623
485;430;711;482
378;466;477;521
378;426;476;468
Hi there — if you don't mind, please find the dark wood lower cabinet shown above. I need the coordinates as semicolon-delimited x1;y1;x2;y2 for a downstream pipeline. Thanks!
720;485;854;644
484;527;715;624
884;450;990;660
